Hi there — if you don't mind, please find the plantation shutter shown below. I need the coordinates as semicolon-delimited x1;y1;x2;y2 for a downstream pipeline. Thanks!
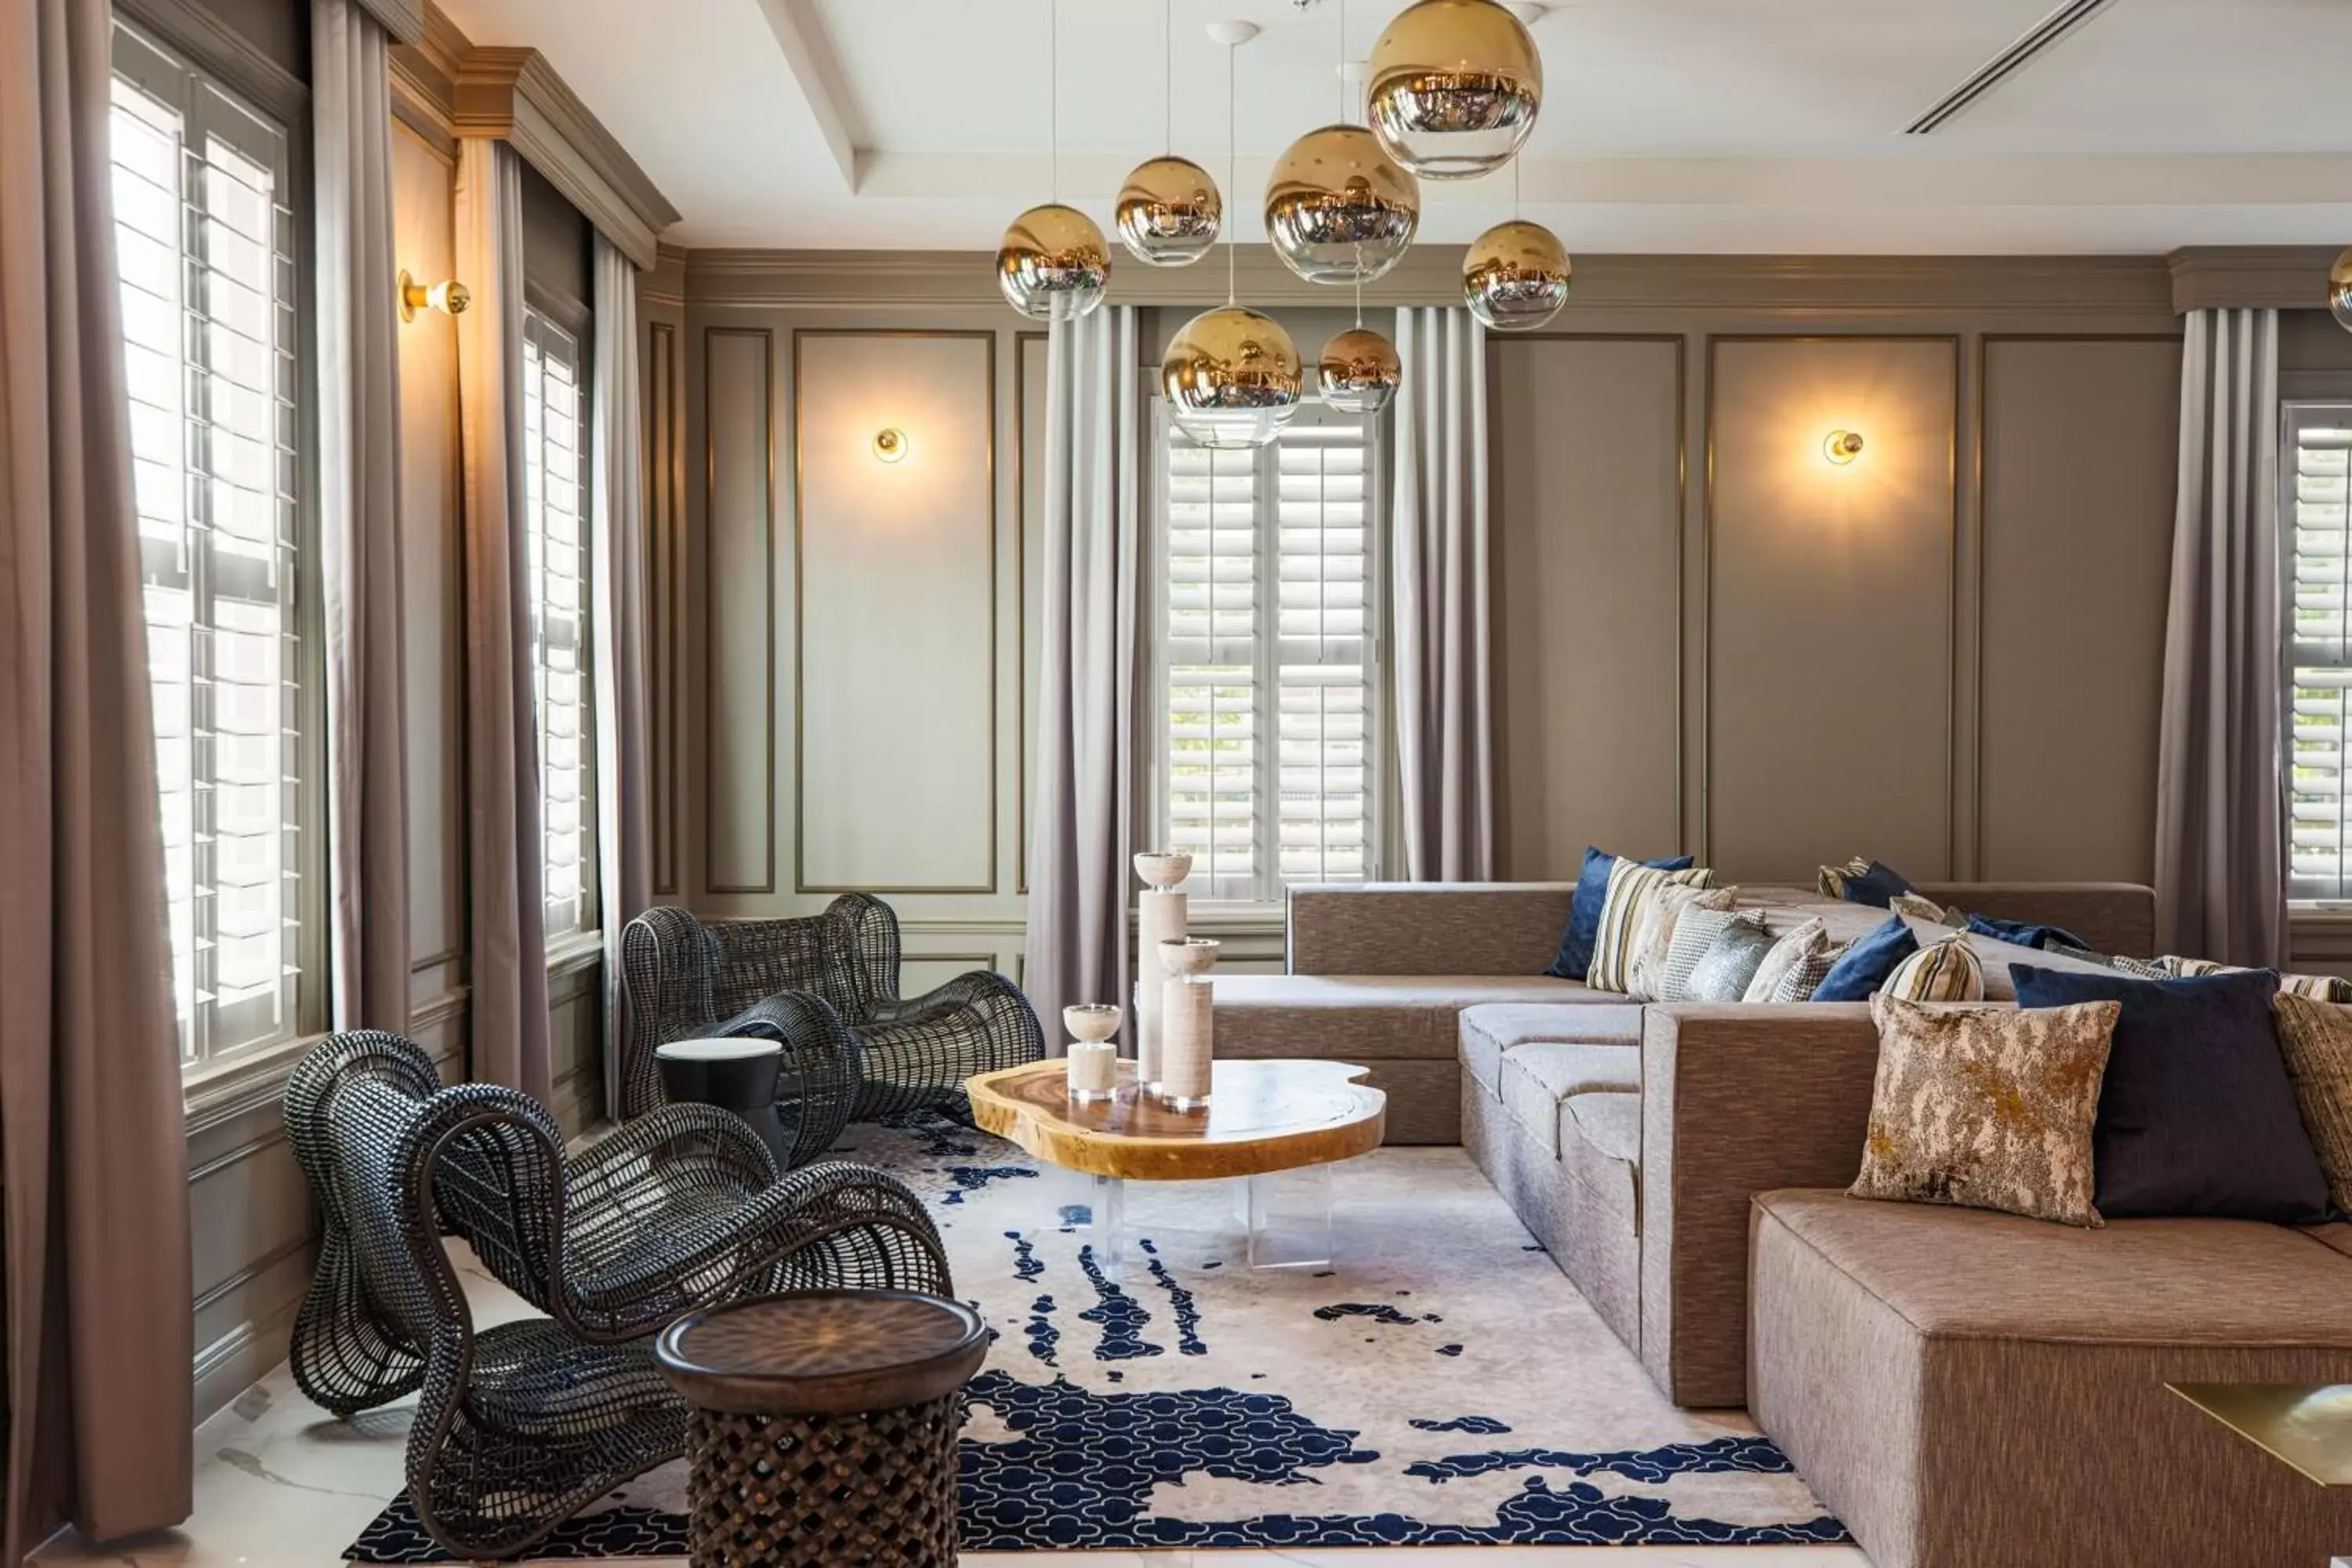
1274;426;1370;884
522;308;596;937
2288;405;2352;900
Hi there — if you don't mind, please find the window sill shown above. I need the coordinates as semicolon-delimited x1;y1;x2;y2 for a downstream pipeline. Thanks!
547;928;604;979
183;1031;325;1138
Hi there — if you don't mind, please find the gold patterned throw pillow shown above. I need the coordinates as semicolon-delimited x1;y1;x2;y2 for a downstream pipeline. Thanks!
1588;858;1715;993
2272;993;2352;1215
1850;994;2121;1227
1882;933;1984;1003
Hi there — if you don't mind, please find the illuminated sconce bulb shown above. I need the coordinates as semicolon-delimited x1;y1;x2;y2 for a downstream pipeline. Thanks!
397;268;469;322
873;427;909;463
1824;430;1864;466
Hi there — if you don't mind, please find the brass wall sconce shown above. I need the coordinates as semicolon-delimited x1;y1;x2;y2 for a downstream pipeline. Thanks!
873;427;909;463
1824;429;1865;466
398;269;470;322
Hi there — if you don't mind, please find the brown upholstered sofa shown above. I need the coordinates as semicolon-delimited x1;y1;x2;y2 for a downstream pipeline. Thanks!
1211;878;2352;1566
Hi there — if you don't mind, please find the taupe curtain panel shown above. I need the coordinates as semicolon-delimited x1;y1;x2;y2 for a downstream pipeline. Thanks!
591;231;652;1113
2155;306;2288;967
314;0;409;1034
0;0;194;1551
456;137;552;1103
1024;305;1144;1047
1390;307;1495;881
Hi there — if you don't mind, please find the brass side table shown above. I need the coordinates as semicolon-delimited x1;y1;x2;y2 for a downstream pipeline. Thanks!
655;1290;989;1568
2169;1383;2352;1488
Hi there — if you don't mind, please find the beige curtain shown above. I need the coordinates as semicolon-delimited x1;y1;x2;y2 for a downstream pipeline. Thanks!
455;137;551;1102
591;232;652;1112
1390;307;1494;880
1024;305;1144;1045
0;0;194;1550
314;0;408;1033
2155;307;2287;967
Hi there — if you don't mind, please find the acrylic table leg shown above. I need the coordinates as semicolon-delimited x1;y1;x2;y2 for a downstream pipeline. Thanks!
1246;1161;1335;1271
1037;1167;1127;1283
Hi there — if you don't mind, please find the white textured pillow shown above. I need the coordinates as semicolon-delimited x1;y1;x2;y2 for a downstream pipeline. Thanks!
1588;857;1715;994
1883;934;1984;1003
1628;887;1738;1002
1742;917;1828;1004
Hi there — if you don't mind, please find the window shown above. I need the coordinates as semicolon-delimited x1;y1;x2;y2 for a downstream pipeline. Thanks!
2287;402;2352;902
110;23;310;1066
1156;407;1381;902
521;305;595;938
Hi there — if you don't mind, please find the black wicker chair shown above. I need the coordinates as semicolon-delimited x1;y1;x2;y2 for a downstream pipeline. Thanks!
283;1030;950;1559
618;895;1044;1143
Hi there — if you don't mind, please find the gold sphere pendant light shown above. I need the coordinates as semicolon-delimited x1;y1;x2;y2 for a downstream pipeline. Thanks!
997;0;1110;319
1368;0;1543;180
2332;247;2352;333
1267;0;1418;286
1464;220;1570;331
1163;25;1301;449
1117;0;1221;267
1319;324;1402;416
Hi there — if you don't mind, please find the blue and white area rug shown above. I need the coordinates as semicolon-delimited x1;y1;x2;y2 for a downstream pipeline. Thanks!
347;1113;1846;1559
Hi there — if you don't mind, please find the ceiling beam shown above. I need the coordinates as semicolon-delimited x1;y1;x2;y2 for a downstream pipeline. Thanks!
753;0;867;192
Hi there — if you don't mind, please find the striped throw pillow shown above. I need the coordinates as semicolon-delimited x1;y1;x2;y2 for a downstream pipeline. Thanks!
1588;858;1715;994
1883;934;1985;1003
2151;955;2352;1002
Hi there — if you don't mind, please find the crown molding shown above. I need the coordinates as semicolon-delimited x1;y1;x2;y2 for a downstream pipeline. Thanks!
394;2;681;270
677;247;2178;318
354;0;424;47
2168;245;2342;315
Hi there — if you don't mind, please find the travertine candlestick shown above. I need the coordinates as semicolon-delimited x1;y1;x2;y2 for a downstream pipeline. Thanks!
1157;938;1220;1111
1062;1004;1122;1102
1132;851;1192;1090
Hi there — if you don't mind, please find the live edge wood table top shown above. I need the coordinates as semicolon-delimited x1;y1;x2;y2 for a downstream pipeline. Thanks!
963;1058;1386;1182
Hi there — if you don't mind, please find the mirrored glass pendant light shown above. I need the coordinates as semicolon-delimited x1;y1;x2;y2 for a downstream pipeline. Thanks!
2332;248;2352;332
1163;25;1301;449
1319;273;1400;416
997;0;1109;320
1266;0;1418;286
1117;0;1221;266
1368;0;1543;180
1464;155;1568;331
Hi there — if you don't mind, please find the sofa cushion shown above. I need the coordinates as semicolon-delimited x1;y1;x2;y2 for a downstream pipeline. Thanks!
1752;1187;2352;1345
1458;1003;1644;1096
1211;975;1613;1062
1564;1090;1642;1167
1498;1044;1640;1154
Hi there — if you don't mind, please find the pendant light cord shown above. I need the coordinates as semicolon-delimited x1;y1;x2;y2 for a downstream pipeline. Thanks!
1049;0;1060;203
1226;36;1238;307
1164;0;1174;151
1337;0;1348;125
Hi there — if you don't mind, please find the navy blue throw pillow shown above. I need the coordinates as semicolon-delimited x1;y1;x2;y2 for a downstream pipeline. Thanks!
1842;860;1916;908
1812;913;1918;1001
1548;847;1692;980
1965;912;2089;953
2010;964;2329;1223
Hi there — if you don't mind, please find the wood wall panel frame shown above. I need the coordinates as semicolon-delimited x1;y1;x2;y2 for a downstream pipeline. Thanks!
1013;328;1047;895
1490;331;1691;862
650;319;684;895
792;328;1001;895
1969;330;2183;879
1700;332;1963;874
702;325;779;895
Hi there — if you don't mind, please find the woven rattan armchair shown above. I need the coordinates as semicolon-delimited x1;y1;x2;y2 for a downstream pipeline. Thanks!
619;895;1044;1145
283;1030;950;1559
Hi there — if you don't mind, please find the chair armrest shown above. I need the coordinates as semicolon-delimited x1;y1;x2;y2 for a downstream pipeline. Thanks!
714;991;864;1167
568;1101;779;1205
1285;882;1580;975
1638;1003;1881;1408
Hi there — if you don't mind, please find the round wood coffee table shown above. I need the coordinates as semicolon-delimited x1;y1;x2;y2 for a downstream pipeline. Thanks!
964;1058;1385;1279
655;1290;989;1568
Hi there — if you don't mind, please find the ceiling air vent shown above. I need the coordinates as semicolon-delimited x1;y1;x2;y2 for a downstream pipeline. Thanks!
1904;0;2119;135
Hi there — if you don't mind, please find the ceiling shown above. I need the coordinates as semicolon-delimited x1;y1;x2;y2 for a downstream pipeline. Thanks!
432;0;2352;254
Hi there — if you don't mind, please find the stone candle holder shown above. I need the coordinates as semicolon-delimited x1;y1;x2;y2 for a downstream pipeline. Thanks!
1157;937;1220;1112
1062;1004;1123;1102
1131;851;1192;1092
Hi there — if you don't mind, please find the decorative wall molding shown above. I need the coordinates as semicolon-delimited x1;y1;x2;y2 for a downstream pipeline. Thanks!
393;1;680;269
681;249;2180;317
355;0;426;47
117;0;307;123
2167;246;2340;315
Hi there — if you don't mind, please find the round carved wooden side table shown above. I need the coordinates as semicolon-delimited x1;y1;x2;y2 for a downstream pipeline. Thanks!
654;1290;989;1568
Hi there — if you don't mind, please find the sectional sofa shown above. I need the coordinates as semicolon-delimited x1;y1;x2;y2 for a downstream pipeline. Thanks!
1210;878;2352;1568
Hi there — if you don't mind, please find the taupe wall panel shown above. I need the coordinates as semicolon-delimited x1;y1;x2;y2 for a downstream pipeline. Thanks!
796;331;997;892
1017;332;1046;894
395;123;465;985
1708;337;1958;881
1978;336;2180;883
703;327;778;893
1492;336;1685;878
647;318;684;895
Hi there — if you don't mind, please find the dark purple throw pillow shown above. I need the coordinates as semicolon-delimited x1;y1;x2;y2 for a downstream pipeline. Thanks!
2009;964;2330;1223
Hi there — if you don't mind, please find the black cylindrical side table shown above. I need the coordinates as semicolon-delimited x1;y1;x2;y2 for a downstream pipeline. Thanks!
655;1037;791;1172
654;1290;989;1568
